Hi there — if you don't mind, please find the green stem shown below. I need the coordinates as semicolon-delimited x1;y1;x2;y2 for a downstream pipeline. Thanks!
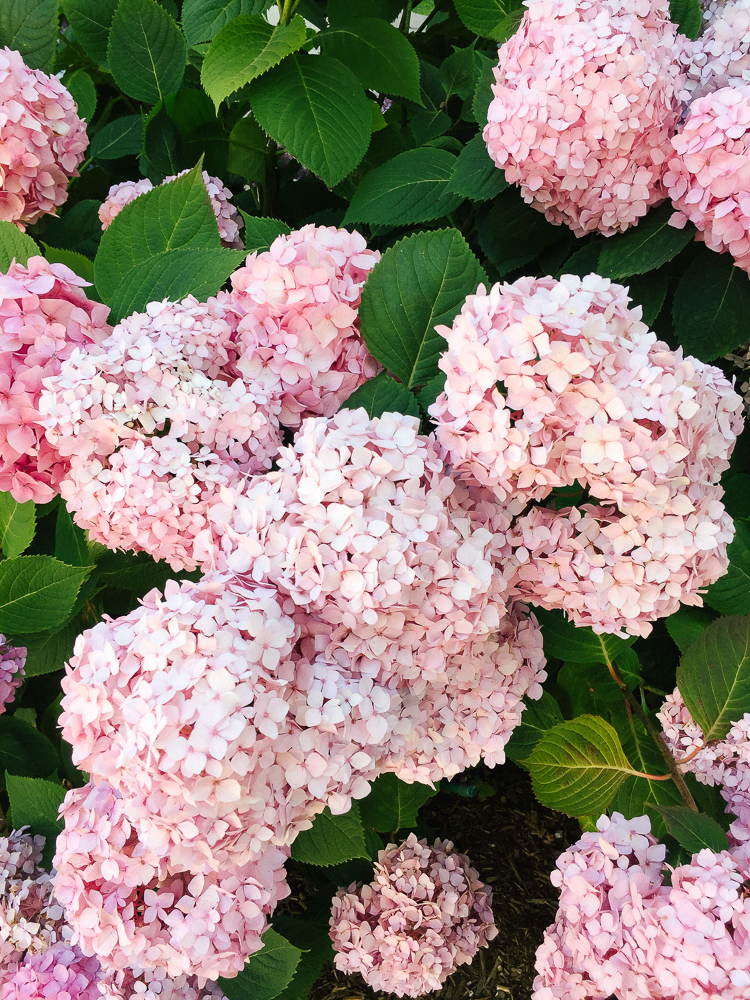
278;0;300;24
399;0;415;32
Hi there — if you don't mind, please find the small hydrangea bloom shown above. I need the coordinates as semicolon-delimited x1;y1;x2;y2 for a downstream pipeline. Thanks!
330;833;497;997
0;941;104;1000
0;48;88;228
678;0;750;106
484;0;683;236
0;638;25;715
227;224;381;426
97;180;153;230
98;968;227;1000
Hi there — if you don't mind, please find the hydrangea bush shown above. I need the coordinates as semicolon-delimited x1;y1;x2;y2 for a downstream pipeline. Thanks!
0;1;749;999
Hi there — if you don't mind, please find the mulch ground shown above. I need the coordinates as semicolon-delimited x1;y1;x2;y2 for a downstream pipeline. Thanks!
302;761;582;1000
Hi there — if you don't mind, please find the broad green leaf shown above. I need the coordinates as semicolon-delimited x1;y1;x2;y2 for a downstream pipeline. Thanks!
0;221;39;270
472;56;495;126
90;116;145;160
6;774;65;866
677;614;750;742
527;714;637;817
0;555;90;634
41;246;97;289
704;520;750;615
0;716;60;791
342;372;420;420
9;622;78;677
0;493;35;558
239;212;291;253
685;774;733;831
97;549;199;594
558;241;603;279
505;691;565;764
416;371;446;412
182;0;272;46
201;15;307;108
108;0;187;105
598;203;695;281
327;0;403;20
228;116;269;184
626;270;668;327
359;229;487;390
453;0;524;41
669;0;702;39
557;661;629;728
359;773;436;832
613;717;684;839
270;917;334;1000
319;18;421;104
722;472;750;520
62;0;118;66
652;804;728;853
42;200;102;256
55;506;90;568
672;251;750;361
533;607;636;664
344;149;464;228
477;189;564;274
62;69;97;122
440;45;485;102
249;53;371;188
666;605;717;653
144;105;188;175
410;109;451;146
446;134;507;202
290;803;368;866
220;928;302;1000
0;0;58;70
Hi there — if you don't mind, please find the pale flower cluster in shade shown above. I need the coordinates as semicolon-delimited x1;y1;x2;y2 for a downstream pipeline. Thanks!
533;812;750;1000
0;47;88;229
98;170;244;249
430;273;742;635
0;637;25;715
678;0;750;106
484;0;683;236
330;833;497;998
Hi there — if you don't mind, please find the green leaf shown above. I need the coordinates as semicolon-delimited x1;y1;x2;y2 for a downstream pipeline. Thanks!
453;0;524;42
613;717;684;839
220;928;302;1000
327;0;403;21
0;716;60;792
91;116;145;160
722;472;750;520
270;917;334;1000
319;18;421;104
440;45;484;102
0;0;59;70
55;506;90;568
626;270;668;327
416;371;446;412
672;251;750;361
505;691;565;763
62;0;118;66
446;133;507;202
665;605;717;653
704;520;750;615
344;148;464;228
108;0;187;105
239;212;291;253
477;189;564;275
359;228;487;390
558;241;603;279
677;614;750;742
42;201;102;257
669;0;702;39
228;116;269;184
249;53;371;188
290;803;368;866
410;109;451;146
533;607;636;664
201;14;307;108
9;622;78;677
598;203;695;281
0;221;39;270
472;55;495;127
359;773;436;832
6;774;65;867
144;105;188;175
527;714;637;817
182;0;271;47
342;372;420;420
0;555;90;634
0;493;35;558
62;69;97;123
97;548;199;594
41;246;96;288
653;804;728;853
557;661;629;728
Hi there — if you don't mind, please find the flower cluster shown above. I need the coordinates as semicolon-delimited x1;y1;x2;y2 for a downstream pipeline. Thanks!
430;273;742;634
0;256;111;503
0;638;25;715
99;170;244;249
533;812;750;1000
484;0;683;236
330;833;497;998
678;0;750;106
0;47;88;229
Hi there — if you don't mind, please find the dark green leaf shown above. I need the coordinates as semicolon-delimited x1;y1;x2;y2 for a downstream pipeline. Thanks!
505;691;566;763
410;109;451;146
669;0;702;39
239;212;291;252
359;773;436;832
0;493;35;558
270;917;334;1000
145;105;188;175
446;133;507;202
108;0;187;105
54;506;90;568
598;203;695;281
672;250;750;361
613;717;684;838
42;200;102;255
685;774;733;831
97;548;199;594
0;221;39;270
626;270;669;327
453;0;524;41
416;371;446;412
0;0;58;70
722;473;750;520
220;928;302;1000
359;228;487;389
182;0;272;47
533;607;636;664
557;241;603;279
62;69;97;122
665;605;717;653
228;116;269;184
0;556;90;634
653;804;728;853
9;622;78;677
290;803;368;866
477;189;564;274
705;520;750;615
91;116;145;160
319;18;421;104
557;661;629;728
62;0;118;66
472;56;495;127
0;716;60;791
6;774;65;867
342;372;420;420
327;0;403;21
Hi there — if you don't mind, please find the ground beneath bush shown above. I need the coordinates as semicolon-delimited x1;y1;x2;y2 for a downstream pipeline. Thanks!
301;761;582;1000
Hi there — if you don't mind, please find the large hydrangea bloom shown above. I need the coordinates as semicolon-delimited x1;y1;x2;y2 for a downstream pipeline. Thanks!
0;638;25;715
484;0;683;236
0;941;104;1000
678;0;750;106
0;256;111;503
0;48;88;229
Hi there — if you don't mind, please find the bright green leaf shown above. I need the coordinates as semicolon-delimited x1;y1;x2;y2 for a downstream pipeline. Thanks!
290;803;368;866
62;69;97;122
9;623;78;677
598;203;695;281
666;605;717;653
453;0;524;41
0;221;39;271
108;0;187;105
505;691;566;763
239;212;291;252
319;18;421;104
182;0;272;47
359;773;436;832
91;116;145;160
0;493;35;558
0;0;59;70
446;133;507;202
533;607;636;664
0;716;60;791
62;0;118;67
220;928;302;1000
669;0;702;39
342;372;420;420
0;555;90;634
6;774;65;866
704;520;750;616
653;804;729;853
672;251;750;361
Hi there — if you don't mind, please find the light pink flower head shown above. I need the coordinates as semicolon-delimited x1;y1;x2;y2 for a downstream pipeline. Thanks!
0;941;104;1000
0;47;88;229
97;180;154;230
484;0;683;236
0;255;111;503
0;638;25;715
330;833;497;998
226;224;381;427
666;86;750;274
97;967;227;1000
678;0;750;106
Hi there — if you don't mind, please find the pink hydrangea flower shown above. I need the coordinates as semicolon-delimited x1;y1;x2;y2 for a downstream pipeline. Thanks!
484;0;683;236
98;171;244;249
0;256;110;503
678;0;750;106
98;967;226;1000
0;638;25;715
226;224;381;426
41;295;283;571
666;86;750;274
330;833;497;998
0;941;104;1000
0;48;88;229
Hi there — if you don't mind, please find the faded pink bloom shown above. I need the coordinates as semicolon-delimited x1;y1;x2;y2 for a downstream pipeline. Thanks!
330;833;496;998
97;180;153;229
0;638;25;715
98;967;226;1000
0;48;88;229
484;0;683;236
678;0;750;106
0;941;103;1000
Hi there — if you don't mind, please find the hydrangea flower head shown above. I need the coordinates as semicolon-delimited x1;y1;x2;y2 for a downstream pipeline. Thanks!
678;0;750;106
0;638;25;715
484;0;683;236
330;833;496;997
0;48;88;228
0;941;104;1000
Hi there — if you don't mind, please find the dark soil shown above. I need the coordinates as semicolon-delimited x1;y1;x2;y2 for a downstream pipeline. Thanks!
304;761;581;1000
